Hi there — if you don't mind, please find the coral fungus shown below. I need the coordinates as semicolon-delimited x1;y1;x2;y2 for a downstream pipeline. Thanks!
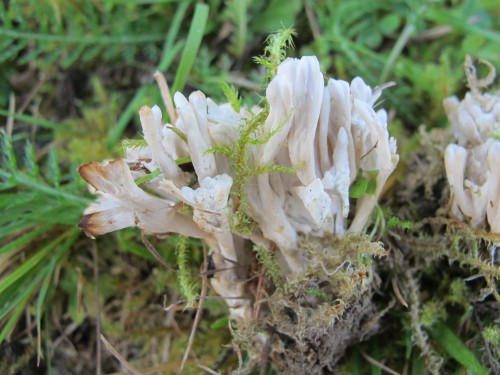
444;56;500;232
79;54;398;320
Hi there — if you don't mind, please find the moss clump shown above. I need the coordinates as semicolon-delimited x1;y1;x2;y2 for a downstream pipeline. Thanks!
240;234;387;374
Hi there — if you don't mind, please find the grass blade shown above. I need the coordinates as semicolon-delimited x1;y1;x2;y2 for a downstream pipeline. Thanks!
106;2;208;148
0;231;70;295
426;9;500;44
157;1;191;71
0;266;47;321
0;109;63;130
0;27;164;44
0;289;31;343
0;224;53;256
428;321;488;375
171;3;209;94
36;261;56;364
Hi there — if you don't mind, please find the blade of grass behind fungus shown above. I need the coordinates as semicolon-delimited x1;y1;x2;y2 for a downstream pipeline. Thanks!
106;2;208;149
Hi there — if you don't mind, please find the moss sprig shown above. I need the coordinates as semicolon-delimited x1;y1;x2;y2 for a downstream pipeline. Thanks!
206;106;299;234
219;81;241;112
175;235;199;308
121;137;148;153
406;270;444;374
387;216;414;230
254;245;283;285
254;27;297;83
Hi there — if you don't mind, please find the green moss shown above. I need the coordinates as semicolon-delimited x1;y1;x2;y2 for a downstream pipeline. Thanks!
483;325;500;346
387;216;414;230
253;27;297;83
254;245;283;285
175;235;199;308
121;137;147;151
219;81;241;112
420;300;447;328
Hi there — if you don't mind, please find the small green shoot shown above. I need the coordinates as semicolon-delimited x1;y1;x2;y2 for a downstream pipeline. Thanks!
135;169;161;185
304;288;328;299
387;216;414;230
219;81;241;112
427;321;488;375
254;27;297;82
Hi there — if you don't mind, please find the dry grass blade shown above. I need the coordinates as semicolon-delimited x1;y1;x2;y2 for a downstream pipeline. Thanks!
100;334;144;375
391;276;408;308
197;364;221;375
252;269;266;321
141;232;174;272
360;350;402;375
154;71;177;124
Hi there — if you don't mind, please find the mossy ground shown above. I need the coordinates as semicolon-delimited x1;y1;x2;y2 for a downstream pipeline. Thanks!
1;1;499;374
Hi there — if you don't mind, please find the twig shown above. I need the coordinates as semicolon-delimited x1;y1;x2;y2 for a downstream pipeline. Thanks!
179;240;209;372
360;140;378;160
197;364;221;375
141;232;174;272
154;71;177;124
360;350;401;375
252;268;266;321
361;299;396;340
92;241;102;375
163;298;184;312
100;334;143;375
18;77;45;114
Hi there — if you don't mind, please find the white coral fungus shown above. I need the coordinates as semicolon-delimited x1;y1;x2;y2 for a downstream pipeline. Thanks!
79;56;399;318
444;57;500;232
